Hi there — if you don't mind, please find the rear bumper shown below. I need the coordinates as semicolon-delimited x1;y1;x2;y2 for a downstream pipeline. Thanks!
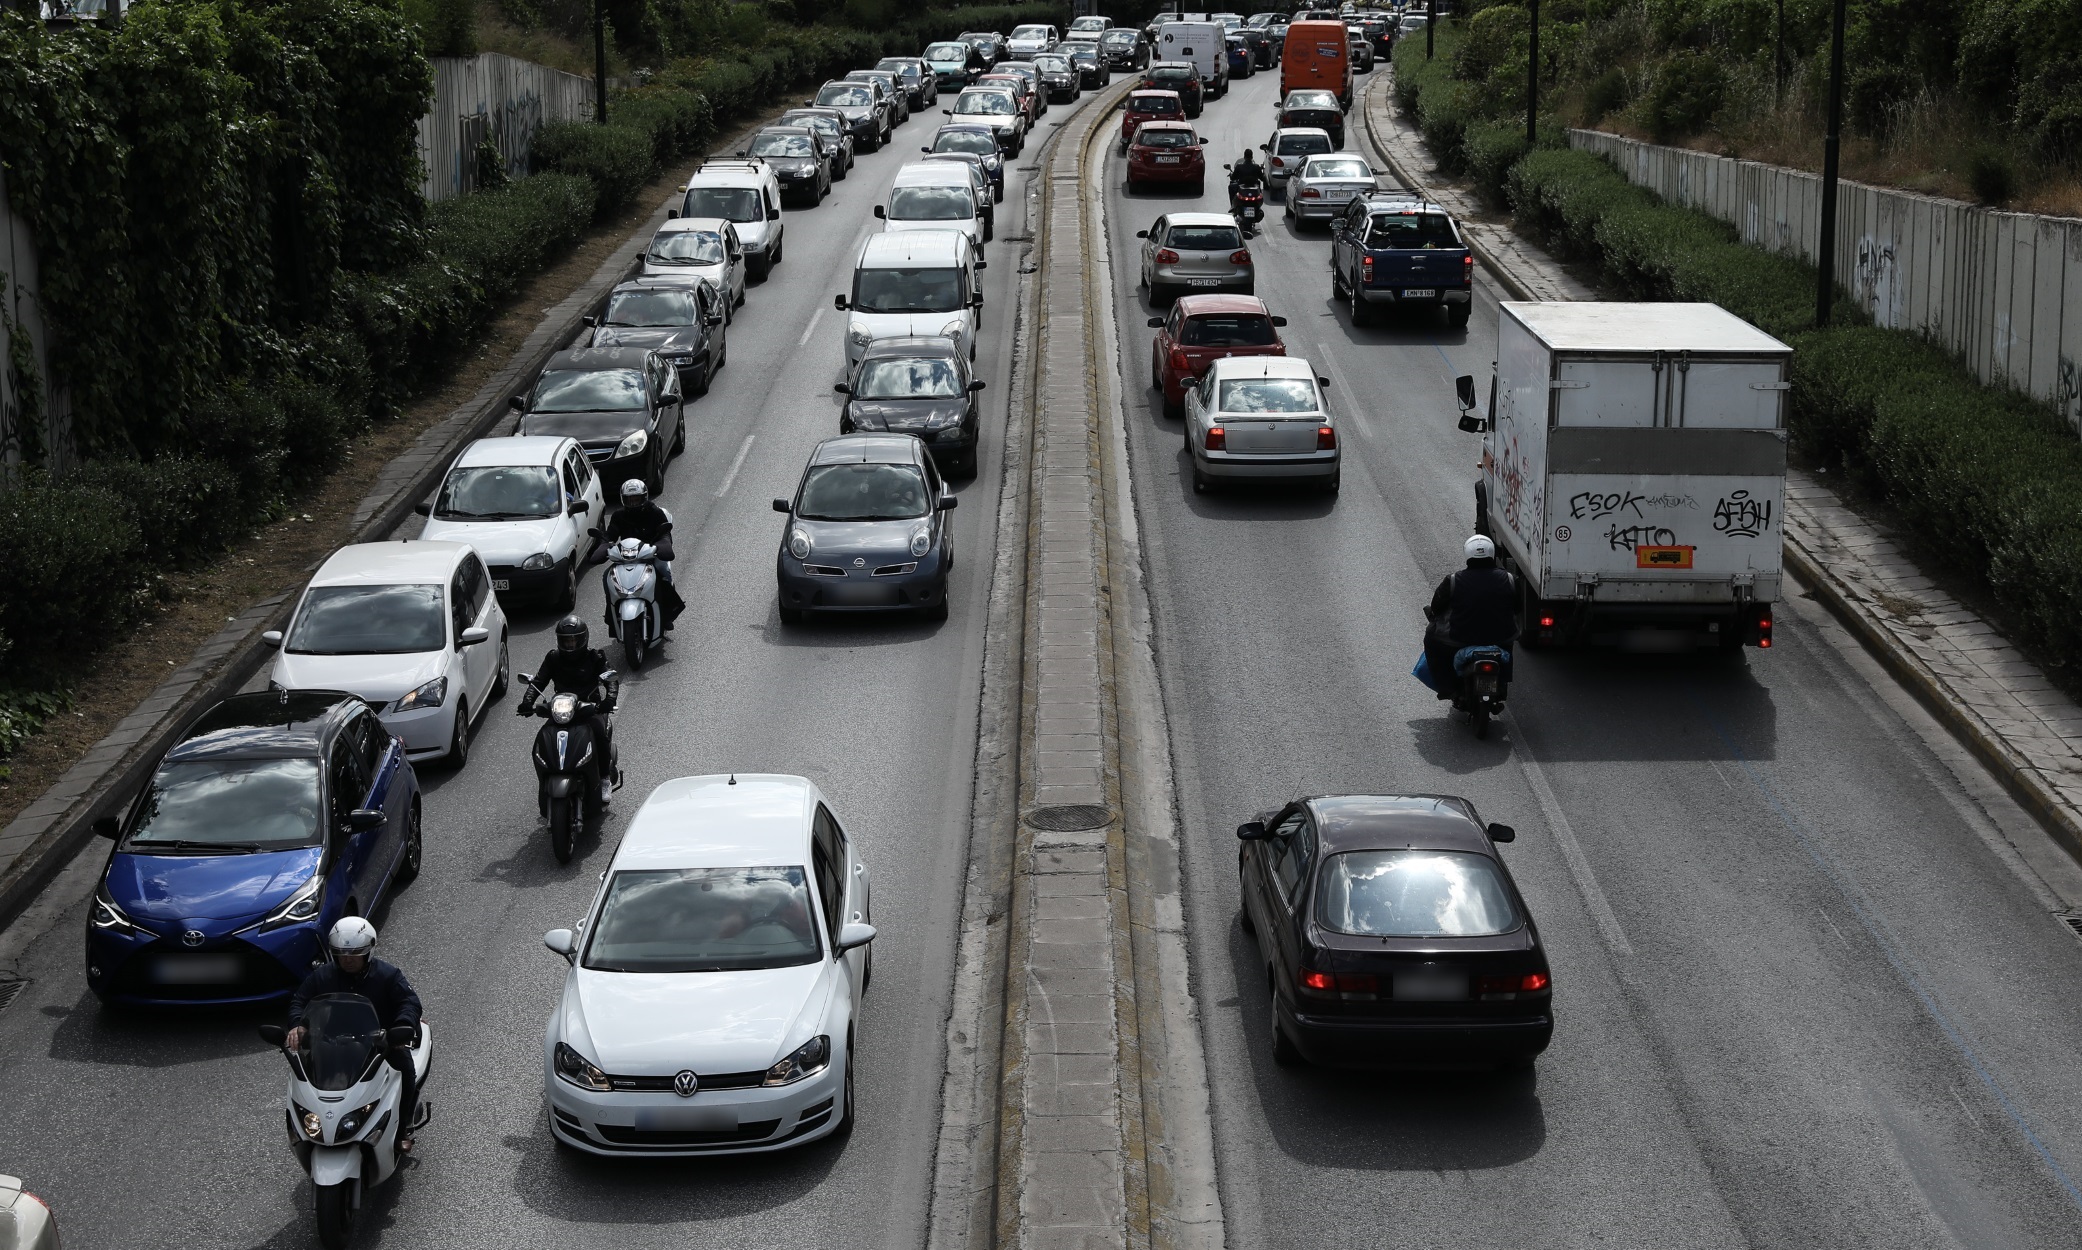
1290;197;1352;220
1130;161;1205;183
1282;1000;1553;1068
1195;448;1339;480
1358;286;1472;306
1151;264;1251;290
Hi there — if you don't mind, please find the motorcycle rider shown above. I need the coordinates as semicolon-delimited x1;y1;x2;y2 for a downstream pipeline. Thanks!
602;479;685;631
517;615;621;804
1229;147;1266;200
284;918;426;1153
1423;535;1520;699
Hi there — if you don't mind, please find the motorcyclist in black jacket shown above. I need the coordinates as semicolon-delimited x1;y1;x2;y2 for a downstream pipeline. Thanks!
602;479;686;630
1424;535;1520;698
518;616;620;801
285;918;427;1152
1229;147;1266;190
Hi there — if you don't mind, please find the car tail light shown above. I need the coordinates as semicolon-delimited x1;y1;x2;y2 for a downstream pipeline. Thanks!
1169;347;1191;371
1300;968;1379;997
1463;253;1475;285
1316;425;1336;449
1155;248;1180;263
1205;426;1225;450
1475;971;1551;998
1300;187;1321;198
1229;249;1252;265
1361;255;1373;283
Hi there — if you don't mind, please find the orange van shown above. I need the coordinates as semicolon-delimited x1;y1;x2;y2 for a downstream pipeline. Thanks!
1281;19;1351;106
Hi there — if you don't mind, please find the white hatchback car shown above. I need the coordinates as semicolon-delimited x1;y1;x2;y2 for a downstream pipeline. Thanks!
417;436;606;610
641;216;747;319
264;541;508;767
1183;355;1341;494
541;774;875;1155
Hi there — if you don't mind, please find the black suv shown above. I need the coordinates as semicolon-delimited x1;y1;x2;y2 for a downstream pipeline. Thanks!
513;346;685;495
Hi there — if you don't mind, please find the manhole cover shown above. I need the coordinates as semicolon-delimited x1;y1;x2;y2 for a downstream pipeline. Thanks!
1025;804;1114;832
0;978;27;1013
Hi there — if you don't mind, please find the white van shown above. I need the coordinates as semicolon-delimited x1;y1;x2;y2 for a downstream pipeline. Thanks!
835;231;985;368
1007;22;1059;55
878;163;985;258
674;158;785;279
1158;21;1227;96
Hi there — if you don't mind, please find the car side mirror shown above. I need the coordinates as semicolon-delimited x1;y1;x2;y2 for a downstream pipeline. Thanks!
1236;820;1269;840
587;526;604;540
459;626;491;647
1455;373;1477;409
1135;229;1149;238
582;315;597;327
568;500;590;515
509;395;526;412
969;379;987;392
873;205;886;218
1317;376;1331;387
736;149;747;157
1487;822;1516;843
347;808;386;833
543;928;576;960
938;496;958;510
261;630;284;647
1270;315;1288;326
93;815;120;839
413;501;431;516
834;294;849;310
942;108;953;115
1459;412;1488;433
836;921;878;952
708;313;725;326
834;382;852;394
772;498;792;513
666;208;679;219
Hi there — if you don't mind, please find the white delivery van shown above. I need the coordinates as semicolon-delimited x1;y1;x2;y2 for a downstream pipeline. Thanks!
1158;21;1228;97
878;162;986;257
1457;301;1792;650
835;230;985;368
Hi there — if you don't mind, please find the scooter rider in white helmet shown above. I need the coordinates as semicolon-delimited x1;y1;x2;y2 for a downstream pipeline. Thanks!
1423;534;1521;699
284;918;428;1153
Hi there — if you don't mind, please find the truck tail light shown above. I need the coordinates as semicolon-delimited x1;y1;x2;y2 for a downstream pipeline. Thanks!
1155;248;1180;263
1538;614;1556;630
1316;425;1336;449
1463;253;1475;285
1205;426;1225;450
1361;255;1373;284
1750;606;1773;648
1229;249;1252;265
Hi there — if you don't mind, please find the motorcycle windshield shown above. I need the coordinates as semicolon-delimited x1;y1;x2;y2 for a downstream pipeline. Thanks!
301;994;384;1091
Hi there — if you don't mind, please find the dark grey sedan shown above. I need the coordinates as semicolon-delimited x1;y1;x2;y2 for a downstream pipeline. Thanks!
512;346;684;496
835;336;985;477
773;434;957;623
586;280;728;396
780;107;856;179
741;126;830;206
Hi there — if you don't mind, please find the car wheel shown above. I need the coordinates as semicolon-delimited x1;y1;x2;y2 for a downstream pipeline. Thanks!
558;568;578;613
1350;281;1373;326
1268;975;1302;1067
492;632;510;699
778;601;805;625
446;697;470;770
395;799;424;884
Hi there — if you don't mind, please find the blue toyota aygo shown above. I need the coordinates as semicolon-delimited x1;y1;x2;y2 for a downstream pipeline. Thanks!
85;689;422;1006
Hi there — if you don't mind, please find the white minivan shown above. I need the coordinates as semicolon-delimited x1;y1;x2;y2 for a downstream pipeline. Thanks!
877;163;986;258
1158;21;1227;96
834;231;985;368
1007;22;1058;55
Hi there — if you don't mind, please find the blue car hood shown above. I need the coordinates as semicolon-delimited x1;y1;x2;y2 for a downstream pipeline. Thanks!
108;846;323;922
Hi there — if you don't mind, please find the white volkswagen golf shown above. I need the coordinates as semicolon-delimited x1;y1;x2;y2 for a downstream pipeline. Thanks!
541;774;876;1155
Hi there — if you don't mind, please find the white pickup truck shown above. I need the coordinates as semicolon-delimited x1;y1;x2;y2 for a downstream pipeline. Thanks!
1457;301;1793;651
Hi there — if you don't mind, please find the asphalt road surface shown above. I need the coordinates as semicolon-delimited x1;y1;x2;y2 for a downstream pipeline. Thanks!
0;88;1104;1250
1103;63;2082;1250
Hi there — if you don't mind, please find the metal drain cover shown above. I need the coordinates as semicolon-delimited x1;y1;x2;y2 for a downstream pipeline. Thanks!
1025;804;1114;832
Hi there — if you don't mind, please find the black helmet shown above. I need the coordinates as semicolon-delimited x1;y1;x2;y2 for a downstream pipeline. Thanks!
620;478;650;509
555;615;588;652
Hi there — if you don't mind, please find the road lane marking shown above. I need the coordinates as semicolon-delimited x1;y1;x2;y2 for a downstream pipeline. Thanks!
1508;717;1633;957
715;434;755;498
797;305;826;347
1311;349;1366;434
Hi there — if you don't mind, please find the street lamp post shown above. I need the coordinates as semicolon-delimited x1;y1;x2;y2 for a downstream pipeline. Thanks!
1815;0;1846;326
1425;0;1434;60
594;0;608;125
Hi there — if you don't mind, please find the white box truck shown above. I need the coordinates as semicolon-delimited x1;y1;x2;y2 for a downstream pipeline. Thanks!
1457;301;1793;650
1157;21;1228;97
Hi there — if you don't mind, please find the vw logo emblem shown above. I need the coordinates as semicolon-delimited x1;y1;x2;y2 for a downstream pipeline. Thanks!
853;557;866;567
180;930;205;948
672;1070;700;1098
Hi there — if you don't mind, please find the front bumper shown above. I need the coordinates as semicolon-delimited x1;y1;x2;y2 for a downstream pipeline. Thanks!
379;701;457;758
1281;998;1553;1068
1194;447;1339;481
587;446;660;496
777;548;949;613
547;1059;846;1156
88;920;318;1006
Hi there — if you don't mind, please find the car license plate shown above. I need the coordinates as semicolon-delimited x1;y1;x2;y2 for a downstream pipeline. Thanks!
635;1106;736;1131
1156;155;1181;164
1393;969;1468;1001
152;954;242;985
1403;288;1437;299
1187;278;1221;287
492;578;511;591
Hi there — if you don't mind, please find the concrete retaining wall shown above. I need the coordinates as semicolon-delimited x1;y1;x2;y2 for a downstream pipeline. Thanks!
417;53;594;203
1569;128;2082;432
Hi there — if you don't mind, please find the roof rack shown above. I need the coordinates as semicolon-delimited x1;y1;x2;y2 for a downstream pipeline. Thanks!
695;156;767;174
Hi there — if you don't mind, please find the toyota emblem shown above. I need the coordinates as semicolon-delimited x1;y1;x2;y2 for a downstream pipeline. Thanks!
181;930;205;948
673;1070;700;1098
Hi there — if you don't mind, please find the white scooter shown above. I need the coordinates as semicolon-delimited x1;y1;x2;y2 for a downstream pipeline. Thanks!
259;994;430;1250
597;530;667;671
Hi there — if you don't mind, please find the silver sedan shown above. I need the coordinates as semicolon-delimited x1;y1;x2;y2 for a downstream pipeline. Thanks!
1182;355;1340;494
1137;212;1253;303
1285;152;1380;226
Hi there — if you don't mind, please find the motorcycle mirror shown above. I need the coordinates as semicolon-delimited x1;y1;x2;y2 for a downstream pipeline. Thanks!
458;626;491;647
347;808;386;833
1223;163;1232;170
1455;373;1477;409
261;630;284;647
587;526;603;539
1487;822;1516;843
600;668;619;682
836;921;878;952
93;815;120;839
516;673;534;685
258;1023;287;1047
1235;820;1269;840
543;928;576;959
773;498;792;513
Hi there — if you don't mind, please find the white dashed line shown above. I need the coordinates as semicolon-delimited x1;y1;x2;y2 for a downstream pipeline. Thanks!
715;434;755;498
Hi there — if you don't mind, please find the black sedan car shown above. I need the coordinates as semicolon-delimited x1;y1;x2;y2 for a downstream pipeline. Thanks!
741;126;830;206
959;30;1005;65
924;124;1006;201
780;107;855;180
773;433;957;623
514;346;684;496
835;336;985;477
1099;27;1151;71
1238;794;1552;1070
1065;40;1107;87
586;279;728;397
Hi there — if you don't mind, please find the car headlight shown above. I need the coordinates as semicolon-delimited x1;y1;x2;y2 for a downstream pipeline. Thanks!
788;529;813;560
910;528;932;557
941;320;967;342
296;1105;324;1141
848;324;874;350
615;428;650;460
258;872;325;932
926;408;962;429
762;1034;831;1086
521;552;556;572
389;676;447;714
337;1099;381;1140
90;885;136;933
554;1041;613;1092
667;353;694;365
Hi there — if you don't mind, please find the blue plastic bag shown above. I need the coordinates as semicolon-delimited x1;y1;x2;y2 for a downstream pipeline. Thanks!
1411;650;1439;693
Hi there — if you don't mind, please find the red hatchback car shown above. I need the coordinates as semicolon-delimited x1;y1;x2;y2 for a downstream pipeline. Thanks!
1126;120;1206;194
1119;89;1186;151
1147;294;1289;417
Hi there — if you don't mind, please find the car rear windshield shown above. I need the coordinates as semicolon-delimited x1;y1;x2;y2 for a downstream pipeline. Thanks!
1314;850;1521;937
1182;314;1276;346
533;368;647;412
1217;377;1318;412
1369;211;1458;246
650;230;725;264
1306;158;1370;179
682;187;761;223
584;867;821;973
1276;132;1333;155
750;133;814;157
1137;129;1197;148
889;185;974;220
1134;96;1183;115
935;130;997;155
1166;225;1242;250
287;584;446;655
124;757;323;850
604;289;698;327
1149;66;1196;81
437;464;559;520
816;83;874;107
853;266;965;313
1287;91;1337;108
797;462;931;520
926;42;968;60
856;357;963;399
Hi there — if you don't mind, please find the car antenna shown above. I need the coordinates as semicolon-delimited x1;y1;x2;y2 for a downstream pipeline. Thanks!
729;772;737;785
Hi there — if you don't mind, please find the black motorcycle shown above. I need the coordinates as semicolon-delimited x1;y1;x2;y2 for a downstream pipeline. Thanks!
1420;608;1513;739
519;678;619;862
1224;166;1265;235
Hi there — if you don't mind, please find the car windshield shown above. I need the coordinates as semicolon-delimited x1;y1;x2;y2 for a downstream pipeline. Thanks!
301;996;386;1092
604;289;698;327
1315;850;1522;937
532;368;647;412
1181;314;1277;346
889;185;973;220
956;91;1016;114
436;464;559;519
926;42;968;60
1137;129;1196;149
1217;377;1319;412
1101;30;1135;45
1166;225;1242;250
1288;91;1337;109
935;130;997;155
682;187;761;222
853;266;964;313
650;230;724;264
797;462;931;520
750;133;814;158
123;757;323;850
1307;158;1371;179
856;357;962;399
584;866;820;973
817;83;874;107
1135;97;1183;116
1277;133;1333;155
1369;211;1458;245
287;584;446;654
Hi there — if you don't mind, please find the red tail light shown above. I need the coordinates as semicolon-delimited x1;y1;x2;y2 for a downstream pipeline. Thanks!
1301;969;1333;991
1538;614;1555;629
1299;187;1321;198
1463;253;1475;286
1474;660;1497;674
1475;971;1551;996
1229;248;1253;265
1316;425;1336;449
1155;248;1180;263
1204;426;1225;450
1361;255;1373;283
1755;606;1773;649
1299;969;1378;995
1169;347;1190;371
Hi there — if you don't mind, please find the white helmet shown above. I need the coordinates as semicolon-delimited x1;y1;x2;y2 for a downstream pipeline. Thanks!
1464;535;1496;561
326;916;377;957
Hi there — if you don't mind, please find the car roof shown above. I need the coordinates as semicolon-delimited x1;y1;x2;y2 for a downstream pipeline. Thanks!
311;539;469;587
858;334;964;361
1128;90;1183;104
614;774;818;870
1173;293;1271;315
1136;119;1196;133
859;230;970;265
169;690;362;762
654;216;729;235
1271;126;1334;140
1305;794;1492;854
810;433;924;465
544;345;655;372
1163;211;1243;228
894;162;975;187
756;124;814;136
1208;354;1315;380
454;435;570;468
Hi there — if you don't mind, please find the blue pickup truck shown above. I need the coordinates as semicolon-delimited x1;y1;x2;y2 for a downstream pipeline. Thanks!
1328;192;1474;328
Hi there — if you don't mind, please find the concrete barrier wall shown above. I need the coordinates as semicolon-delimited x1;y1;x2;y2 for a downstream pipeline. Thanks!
1569;128;2082;432
417;54;594;203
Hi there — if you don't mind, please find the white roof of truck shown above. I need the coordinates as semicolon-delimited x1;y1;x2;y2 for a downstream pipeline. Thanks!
1503;301;1791;355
